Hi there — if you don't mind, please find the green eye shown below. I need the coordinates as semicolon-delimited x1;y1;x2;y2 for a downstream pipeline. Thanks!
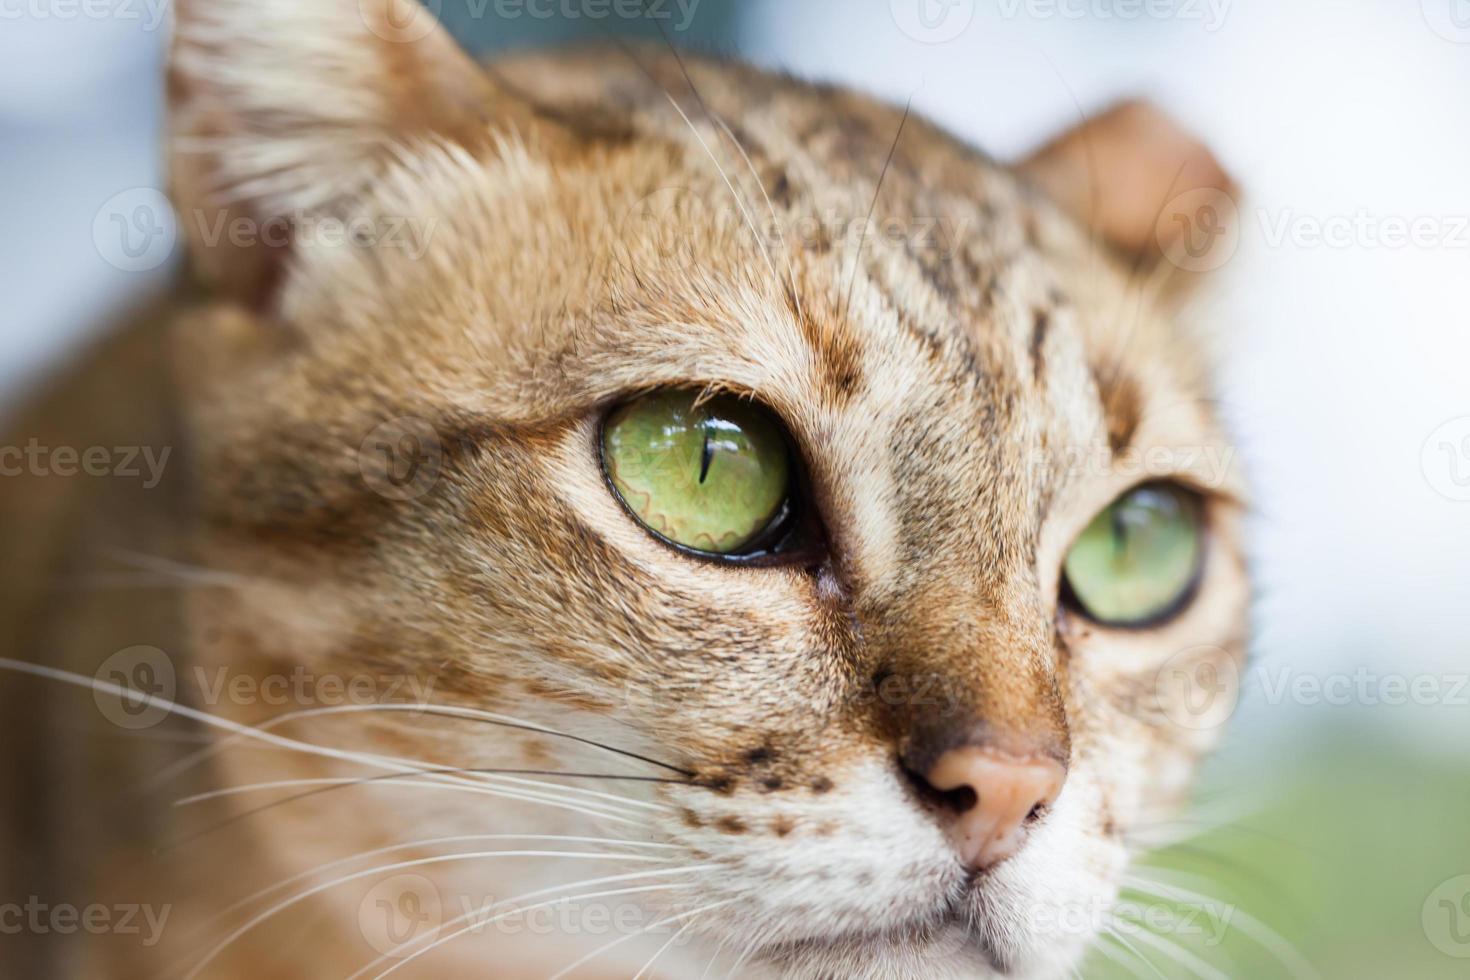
601;390;793;556
1062;483;1204;626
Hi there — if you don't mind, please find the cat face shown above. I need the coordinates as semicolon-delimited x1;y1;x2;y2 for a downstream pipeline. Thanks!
171;2;1247;976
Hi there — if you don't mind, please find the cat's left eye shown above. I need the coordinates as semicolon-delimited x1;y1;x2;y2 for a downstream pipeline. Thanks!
1061;482;1205;627
600;389;804;560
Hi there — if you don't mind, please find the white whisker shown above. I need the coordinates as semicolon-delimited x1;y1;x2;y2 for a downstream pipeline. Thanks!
181;851;676;980
149;701;680;814
186;832;674;948
724;932;763;979
0;661;669;839
660;91;785;302
1124;870;1319;979
713;116;804;322
544;898;736;980
696;931;734;980
1101;927;1168;980
1110;913;1227;980
173;775;647;822
360;867;719;980
632;918;698;980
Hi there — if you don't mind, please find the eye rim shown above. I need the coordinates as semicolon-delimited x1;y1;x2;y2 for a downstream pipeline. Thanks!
1058;480;1209;631
596;388;826;568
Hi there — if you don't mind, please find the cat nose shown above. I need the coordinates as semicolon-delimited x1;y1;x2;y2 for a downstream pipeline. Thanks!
917;746;1067;871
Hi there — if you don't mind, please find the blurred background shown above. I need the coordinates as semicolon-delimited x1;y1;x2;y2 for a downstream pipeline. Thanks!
2;0;1466;976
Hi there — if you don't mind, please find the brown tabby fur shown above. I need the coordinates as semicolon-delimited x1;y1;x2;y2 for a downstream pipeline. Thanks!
0;1;1247;977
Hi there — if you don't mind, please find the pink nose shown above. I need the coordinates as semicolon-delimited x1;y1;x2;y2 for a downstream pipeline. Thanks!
924;747;1067;871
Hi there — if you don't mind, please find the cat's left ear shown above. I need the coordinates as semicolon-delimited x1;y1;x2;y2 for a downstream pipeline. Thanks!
1019;101;1238;279
168;0;495;305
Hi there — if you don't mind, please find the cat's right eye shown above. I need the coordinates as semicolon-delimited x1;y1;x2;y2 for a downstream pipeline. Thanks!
1061;482;1205;627
600;389;805;561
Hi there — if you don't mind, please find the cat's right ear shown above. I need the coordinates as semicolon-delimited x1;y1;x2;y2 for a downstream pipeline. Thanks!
167;0;495;306
1018;101;1238;280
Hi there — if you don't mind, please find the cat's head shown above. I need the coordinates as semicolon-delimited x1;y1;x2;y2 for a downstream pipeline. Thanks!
168;1;1247;976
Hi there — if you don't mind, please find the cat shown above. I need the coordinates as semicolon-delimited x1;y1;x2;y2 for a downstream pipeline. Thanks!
0;0;1248;977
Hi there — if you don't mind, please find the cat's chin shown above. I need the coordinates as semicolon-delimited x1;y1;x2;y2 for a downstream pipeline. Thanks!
741;914;1081;980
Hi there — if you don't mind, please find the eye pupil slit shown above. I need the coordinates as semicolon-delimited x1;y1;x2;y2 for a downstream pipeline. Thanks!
1110;507;1128;559
699;427;714;484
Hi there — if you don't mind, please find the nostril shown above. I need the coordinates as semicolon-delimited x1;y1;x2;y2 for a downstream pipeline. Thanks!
938;784;978;814
904;761;979;815
916;746;1068;871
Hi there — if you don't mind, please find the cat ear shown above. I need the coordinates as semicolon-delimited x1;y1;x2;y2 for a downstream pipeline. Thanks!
168;0;495;304
1019;101;1238;277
